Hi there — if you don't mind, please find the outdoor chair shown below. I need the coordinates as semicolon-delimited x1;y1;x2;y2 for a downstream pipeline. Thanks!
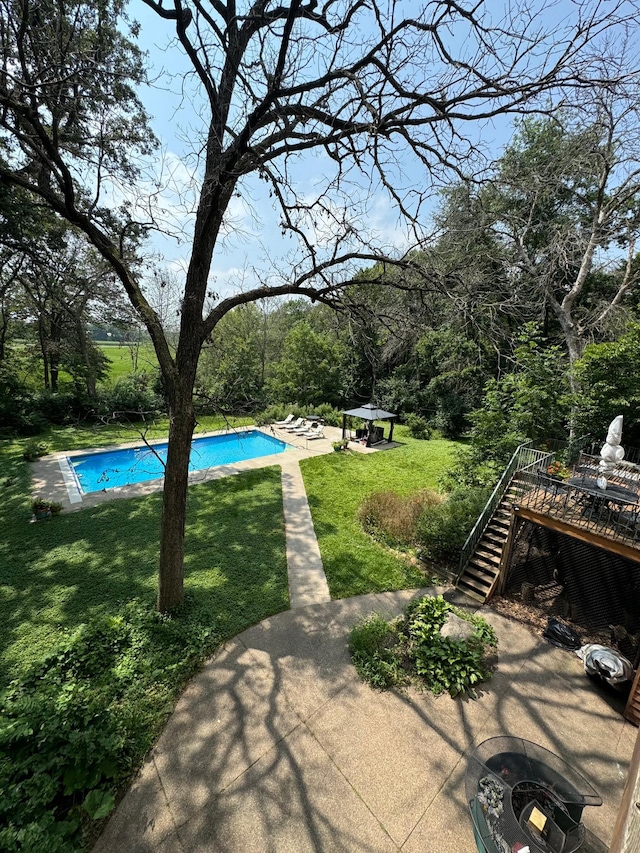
274;414;294;426
283;417;305;431
616;508;640;540
536;471;566;497
301;425;324;440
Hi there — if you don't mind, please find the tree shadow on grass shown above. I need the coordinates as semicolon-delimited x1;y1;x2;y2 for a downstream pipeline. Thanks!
0;467;289;685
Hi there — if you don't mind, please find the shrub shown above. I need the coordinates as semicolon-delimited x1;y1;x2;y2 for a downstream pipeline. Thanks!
255;404;300;426
349;595;497;697
348;613;403;689
309;403;342;427
405;413;431;440
102;375;161;420
33;389;92;426
416;486;490;566
23;440;50;462
358;490;442;547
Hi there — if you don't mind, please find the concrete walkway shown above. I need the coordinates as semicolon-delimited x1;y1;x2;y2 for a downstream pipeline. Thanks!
280;457;330;608
93;588;637;853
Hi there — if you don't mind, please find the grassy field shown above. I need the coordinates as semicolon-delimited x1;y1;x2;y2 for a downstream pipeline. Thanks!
301;426;460;598
97;341;159;383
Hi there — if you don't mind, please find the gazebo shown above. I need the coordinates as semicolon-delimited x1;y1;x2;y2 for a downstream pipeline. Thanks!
341;402;398;446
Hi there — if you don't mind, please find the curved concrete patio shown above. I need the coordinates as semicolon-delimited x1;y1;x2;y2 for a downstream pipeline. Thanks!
93;588;637;853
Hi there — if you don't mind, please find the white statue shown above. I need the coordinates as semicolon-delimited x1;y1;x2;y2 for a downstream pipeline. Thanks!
598;415;625;487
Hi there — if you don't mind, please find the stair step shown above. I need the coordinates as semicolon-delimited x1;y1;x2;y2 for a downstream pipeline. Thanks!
463;565;494;586
470;551;501;570
456;580;488;602
475;537;504;560
483;531;507;547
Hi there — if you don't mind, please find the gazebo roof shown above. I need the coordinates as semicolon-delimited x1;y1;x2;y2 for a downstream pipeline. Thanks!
342;402;397;421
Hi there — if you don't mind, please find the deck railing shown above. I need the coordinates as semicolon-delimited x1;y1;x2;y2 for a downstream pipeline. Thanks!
457;443;554;581
516;467;640;547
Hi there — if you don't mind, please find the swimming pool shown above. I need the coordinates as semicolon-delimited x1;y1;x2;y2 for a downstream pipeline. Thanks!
69;430;289;494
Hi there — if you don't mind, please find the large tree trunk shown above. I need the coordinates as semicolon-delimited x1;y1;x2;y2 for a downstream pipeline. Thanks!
157;398;196;611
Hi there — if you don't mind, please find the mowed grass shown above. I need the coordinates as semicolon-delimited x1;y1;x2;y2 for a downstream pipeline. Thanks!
0;436;288;686
301;426;460;598
98;341;159;383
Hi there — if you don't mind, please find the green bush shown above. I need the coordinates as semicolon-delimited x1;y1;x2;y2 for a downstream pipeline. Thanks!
358;489;442;547
404;596;497;696
405;413;431;440
254;404;301;426
349;595;497;697
0;599;220;853
102;375;161;420
416;486;490;566
309;403;342;427
22;440;50;461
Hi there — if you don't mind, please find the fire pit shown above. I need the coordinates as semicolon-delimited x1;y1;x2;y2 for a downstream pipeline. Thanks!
466;737;602;853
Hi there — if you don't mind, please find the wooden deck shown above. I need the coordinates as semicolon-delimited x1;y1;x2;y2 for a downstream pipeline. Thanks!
512;477;640;561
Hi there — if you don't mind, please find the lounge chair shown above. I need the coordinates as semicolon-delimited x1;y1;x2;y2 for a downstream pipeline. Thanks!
301;425;324;440
274;414;294;426
283;417;305;431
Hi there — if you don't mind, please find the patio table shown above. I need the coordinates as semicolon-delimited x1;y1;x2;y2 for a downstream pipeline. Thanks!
567;476;638;510
466;736;602;853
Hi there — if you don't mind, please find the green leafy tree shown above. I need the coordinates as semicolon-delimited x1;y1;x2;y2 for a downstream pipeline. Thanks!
573;324;640;446
196;304;267;411
463;326;570;471
268;321;345;408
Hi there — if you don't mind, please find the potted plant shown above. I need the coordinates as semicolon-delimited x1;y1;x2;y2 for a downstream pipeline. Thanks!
32;496;51;519
332;439;348;452
547;460;570;480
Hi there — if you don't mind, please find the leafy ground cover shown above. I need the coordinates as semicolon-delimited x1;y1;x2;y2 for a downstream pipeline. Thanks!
349;595;498;696
300;428;460;597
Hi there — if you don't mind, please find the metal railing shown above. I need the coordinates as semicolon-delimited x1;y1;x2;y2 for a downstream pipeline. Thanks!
516;468;640;547
457;443;554;581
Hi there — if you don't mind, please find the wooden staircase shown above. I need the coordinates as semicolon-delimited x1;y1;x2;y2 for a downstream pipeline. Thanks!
456;475;527;602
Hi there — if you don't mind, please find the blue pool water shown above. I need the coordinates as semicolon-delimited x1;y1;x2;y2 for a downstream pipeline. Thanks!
69;430;289;494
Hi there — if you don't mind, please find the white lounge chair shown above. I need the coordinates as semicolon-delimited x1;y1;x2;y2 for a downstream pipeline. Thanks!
274;414;294;426
283;417;305;431
301;425;325;440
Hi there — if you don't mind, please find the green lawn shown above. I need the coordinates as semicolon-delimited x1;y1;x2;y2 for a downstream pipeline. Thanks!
98;341;159;383
0;438;287;684
0;423;460;850
301;426;460;598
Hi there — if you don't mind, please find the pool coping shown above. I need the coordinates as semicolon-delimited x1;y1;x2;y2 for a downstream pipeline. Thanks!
29;424;344;512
